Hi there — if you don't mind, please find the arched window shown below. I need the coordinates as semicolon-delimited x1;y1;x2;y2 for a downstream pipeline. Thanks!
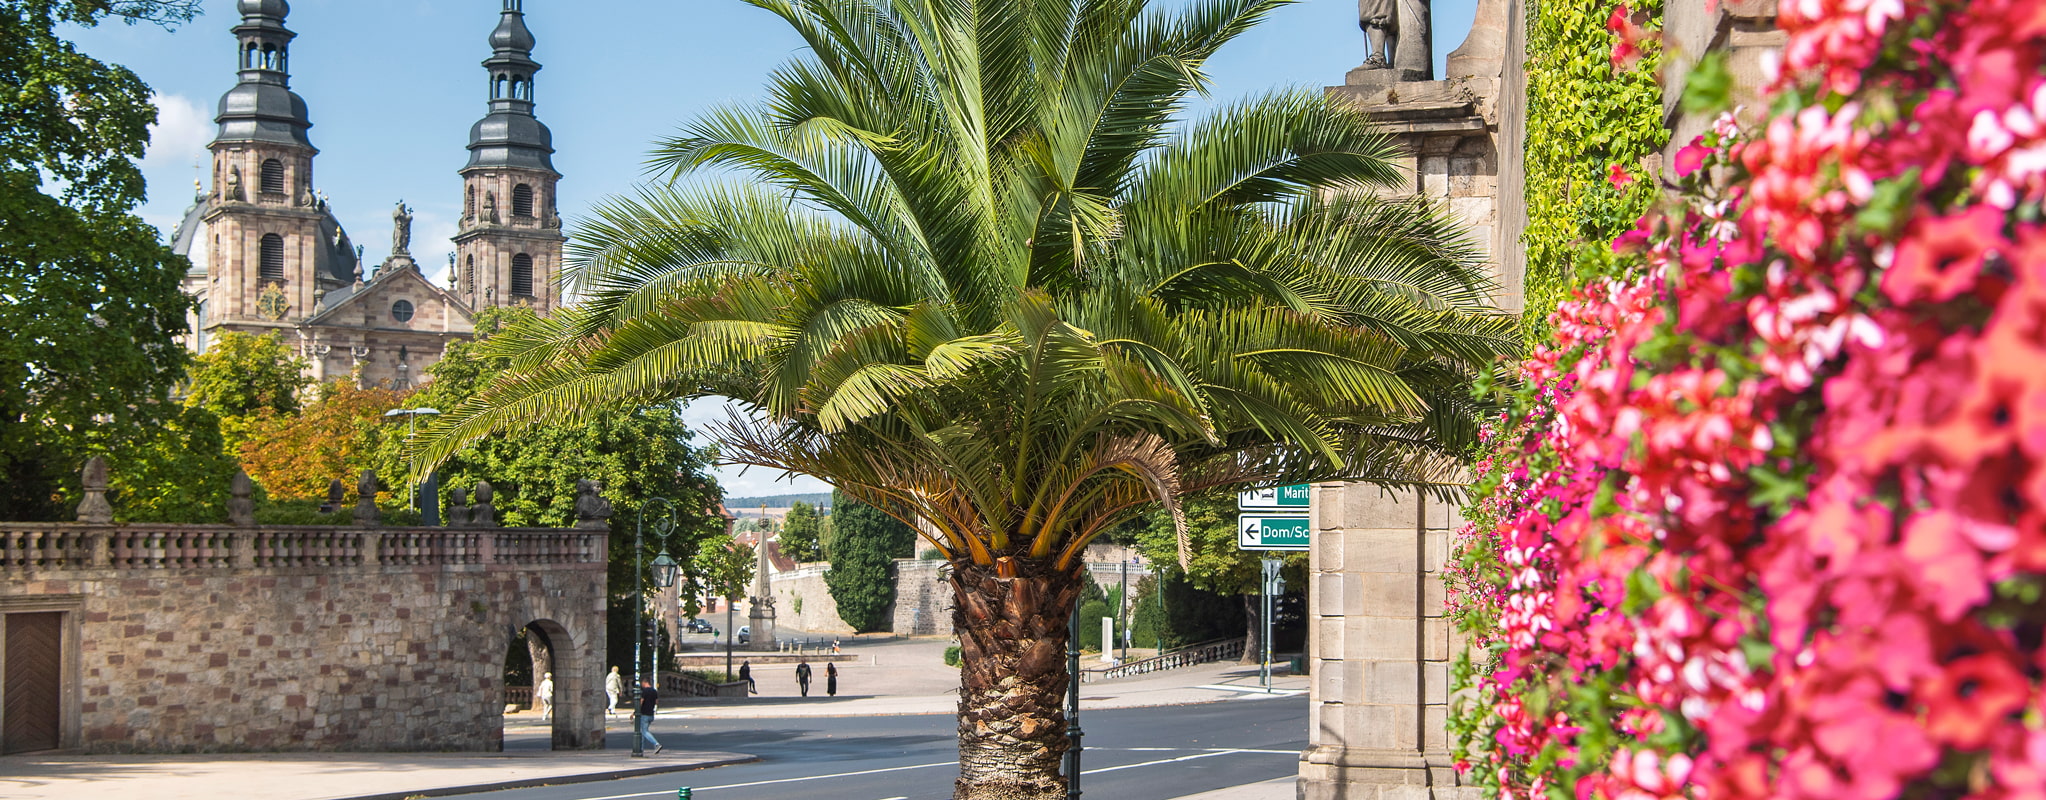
512;184;534;218
465;186;475;218
510;77;525;101
260;159;285;195
511;253;534;297
243;42;257;69
195;301;209;353
464;254;475;292
260;45;277;70
259;234;285;280
493;74;508;99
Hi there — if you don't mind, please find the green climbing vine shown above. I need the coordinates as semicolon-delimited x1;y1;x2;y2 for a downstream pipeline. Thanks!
1519;0;1668;342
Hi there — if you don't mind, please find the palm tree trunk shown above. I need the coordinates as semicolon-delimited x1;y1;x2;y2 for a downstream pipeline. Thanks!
950;558;1083;800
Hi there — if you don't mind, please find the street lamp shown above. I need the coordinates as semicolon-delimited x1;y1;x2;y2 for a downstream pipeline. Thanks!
633;497;676;758
382;407;441;515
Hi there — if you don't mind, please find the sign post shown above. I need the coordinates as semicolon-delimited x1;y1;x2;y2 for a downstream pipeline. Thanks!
1237;485;1310;691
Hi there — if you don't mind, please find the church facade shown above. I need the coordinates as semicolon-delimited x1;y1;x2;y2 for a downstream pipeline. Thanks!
172;0;565;389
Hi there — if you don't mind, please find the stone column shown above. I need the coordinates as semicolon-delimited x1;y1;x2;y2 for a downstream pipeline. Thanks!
748;530;778;651
1299;485;1469;800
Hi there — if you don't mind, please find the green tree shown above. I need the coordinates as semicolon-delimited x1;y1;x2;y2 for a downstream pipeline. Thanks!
780;500;823;562
825;490;918;633
412;1;1512;793
0;1;204;520
1131;491;1303;662
185;331;311;423
690;533;756;617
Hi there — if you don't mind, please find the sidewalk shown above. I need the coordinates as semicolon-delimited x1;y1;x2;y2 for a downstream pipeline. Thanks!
669;654;1307;719
0;748;754;800
1168;776;1297;800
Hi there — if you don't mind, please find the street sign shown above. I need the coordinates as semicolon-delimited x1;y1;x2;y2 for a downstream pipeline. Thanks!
1237;514;1311;551
1238;484;1311;510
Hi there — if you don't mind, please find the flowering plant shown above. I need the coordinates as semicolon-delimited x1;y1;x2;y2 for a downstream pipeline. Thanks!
1449;0;2046;797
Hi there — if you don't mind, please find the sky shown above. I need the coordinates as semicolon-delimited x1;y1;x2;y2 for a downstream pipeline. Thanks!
76;0;1481;496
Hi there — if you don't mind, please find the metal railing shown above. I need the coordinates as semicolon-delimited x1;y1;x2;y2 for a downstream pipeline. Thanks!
0;523;604;572
1081;637;1247;683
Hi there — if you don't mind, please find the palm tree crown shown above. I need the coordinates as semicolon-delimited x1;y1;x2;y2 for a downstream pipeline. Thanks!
416;0;1513;570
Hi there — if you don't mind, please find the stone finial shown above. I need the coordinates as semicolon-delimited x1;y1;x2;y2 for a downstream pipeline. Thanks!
573;478;612;530
470;480;498;527
229;470;256;526
448;487;472;527
354;469;380;526
77;456;113;524
323;477;346;513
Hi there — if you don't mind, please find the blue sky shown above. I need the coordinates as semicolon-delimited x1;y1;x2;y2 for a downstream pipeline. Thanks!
79;0;1480;495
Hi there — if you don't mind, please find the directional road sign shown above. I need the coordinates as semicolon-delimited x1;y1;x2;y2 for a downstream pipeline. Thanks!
1237;514;1310;551
1237;484;1311;511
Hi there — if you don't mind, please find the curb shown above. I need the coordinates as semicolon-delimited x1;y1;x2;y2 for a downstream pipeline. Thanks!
323;753;758;800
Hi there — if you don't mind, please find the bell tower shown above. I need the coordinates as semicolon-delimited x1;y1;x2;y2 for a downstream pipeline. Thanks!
201;0;332;329
454;0;565;315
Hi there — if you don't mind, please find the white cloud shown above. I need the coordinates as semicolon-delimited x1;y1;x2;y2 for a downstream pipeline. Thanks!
679;398;833;498
141;93;212;194
412;211;459;286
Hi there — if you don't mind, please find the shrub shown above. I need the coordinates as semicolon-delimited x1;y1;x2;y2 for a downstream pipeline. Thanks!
943;645;961;667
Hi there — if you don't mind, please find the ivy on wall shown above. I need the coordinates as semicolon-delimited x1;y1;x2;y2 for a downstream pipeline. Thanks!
1520;0;1668;341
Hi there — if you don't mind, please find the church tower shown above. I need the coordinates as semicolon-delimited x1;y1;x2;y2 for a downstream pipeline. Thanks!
454;0;565;314
197;0;355;332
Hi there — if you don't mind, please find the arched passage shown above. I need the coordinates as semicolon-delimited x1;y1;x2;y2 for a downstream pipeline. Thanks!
503;617;598;750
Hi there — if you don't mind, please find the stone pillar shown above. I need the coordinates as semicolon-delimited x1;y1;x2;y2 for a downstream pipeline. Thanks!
76;457;112;524
1299;485;1468;800
748;530;778;651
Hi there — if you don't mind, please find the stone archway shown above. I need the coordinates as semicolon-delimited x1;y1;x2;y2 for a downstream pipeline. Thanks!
516;618;600;750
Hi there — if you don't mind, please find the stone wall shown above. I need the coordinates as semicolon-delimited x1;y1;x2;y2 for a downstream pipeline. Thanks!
771;563;857;636
889;559;950;636
0;524;607;754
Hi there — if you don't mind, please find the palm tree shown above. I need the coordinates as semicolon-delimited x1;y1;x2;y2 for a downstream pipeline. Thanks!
412;0;1515;795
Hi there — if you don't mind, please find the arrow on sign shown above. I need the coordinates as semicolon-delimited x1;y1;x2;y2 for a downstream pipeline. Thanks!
1241;521;1261;547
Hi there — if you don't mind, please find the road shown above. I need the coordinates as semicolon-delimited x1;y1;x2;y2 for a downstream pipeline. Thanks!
482;695;1307;800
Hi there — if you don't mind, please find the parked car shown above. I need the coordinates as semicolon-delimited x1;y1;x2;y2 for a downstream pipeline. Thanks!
737;625;751;645
685;618;714;634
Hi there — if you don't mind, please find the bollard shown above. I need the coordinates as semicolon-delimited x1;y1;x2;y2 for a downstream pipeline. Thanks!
677;788;692;800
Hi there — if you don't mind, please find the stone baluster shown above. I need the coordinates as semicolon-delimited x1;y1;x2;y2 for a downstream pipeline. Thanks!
2;528;18;569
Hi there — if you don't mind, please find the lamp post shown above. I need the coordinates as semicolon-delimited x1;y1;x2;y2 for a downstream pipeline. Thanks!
381;407;440;514
632;497;676;758
1065;589;1084;800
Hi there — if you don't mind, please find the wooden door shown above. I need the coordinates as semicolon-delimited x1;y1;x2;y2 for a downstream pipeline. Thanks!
2;612;62;754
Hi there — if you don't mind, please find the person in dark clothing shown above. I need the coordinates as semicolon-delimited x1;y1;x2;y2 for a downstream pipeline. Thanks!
826;662;839;696
634;679;662;755
739;661;756;694
795;660;813;697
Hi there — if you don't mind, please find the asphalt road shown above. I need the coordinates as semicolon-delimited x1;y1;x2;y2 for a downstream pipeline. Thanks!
481;695;1307;800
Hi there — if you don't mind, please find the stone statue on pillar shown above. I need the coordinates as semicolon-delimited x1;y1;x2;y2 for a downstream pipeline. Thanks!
1354;0;1432;83
391;200;414;257
747;524;778;651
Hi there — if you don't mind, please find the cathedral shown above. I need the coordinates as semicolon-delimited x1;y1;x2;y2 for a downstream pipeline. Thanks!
171;0;565;389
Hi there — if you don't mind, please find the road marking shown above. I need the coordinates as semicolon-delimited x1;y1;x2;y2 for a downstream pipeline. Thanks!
1195;684;1307;696
1082;748;1254;775
570;761;953;799
568;746;1294;798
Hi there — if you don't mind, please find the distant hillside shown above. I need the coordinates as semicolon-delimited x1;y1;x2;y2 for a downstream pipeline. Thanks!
724;492;834;510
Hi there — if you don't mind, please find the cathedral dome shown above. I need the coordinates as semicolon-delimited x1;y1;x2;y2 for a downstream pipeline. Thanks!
237;0;288;18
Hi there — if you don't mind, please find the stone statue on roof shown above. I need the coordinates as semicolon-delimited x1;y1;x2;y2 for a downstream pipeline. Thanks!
392;200;413;257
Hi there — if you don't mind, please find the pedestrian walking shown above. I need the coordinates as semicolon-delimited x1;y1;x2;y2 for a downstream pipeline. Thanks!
634;678;662;755
536;672;554;719
826;662;838;696
739;660;756;694
795;660;813;697
831;637;841;655
603;666;623;717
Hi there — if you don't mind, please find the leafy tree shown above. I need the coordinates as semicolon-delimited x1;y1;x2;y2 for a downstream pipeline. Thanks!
780;500;823;562
1131;491;1303;662
0;0;204;520
689;533;755;616
105;405;240;523
237;380;410;500
411;0;1512;793
824;490;918;632
185;331;310;430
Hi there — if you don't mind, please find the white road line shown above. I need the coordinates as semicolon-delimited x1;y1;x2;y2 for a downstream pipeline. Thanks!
1081;748;1249;775
571;761;953;799
570;746;1293;798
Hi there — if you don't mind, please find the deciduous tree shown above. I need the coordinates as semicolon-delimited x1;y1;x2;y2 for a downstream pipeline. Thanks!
780;500;823;562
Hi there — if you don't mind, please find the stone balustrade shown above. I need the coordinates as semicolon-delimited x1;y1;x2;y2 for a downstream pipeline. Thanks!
0;523;603;572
